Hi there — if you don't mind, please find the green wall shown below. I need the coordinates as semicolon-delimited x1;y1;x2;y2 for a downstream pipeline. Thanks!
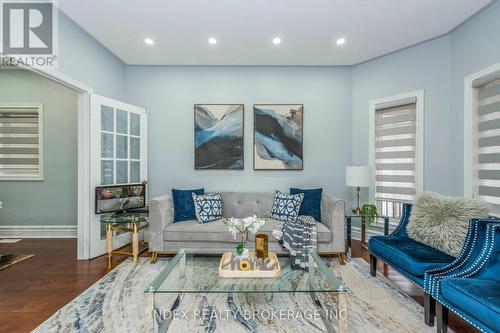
0;69;78;226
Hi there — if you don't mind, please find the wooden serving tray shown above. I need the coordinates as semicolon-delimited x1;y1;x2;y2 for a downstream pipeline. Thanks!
218;251;281;278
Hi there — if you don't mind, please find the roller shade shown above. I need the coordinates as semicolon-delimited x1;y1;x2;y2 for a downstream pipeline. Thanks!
477;77;500;215
0;106;41;179
375;102;416;202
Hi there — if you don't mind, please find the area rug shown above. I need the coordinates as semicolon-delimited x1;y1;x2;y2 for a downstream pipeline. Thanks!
0;254;33;270
32;258;437;333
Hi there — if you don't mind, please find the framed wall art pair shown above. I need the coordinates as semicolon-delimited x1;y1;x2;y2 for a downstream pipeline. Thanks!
194;104;303;171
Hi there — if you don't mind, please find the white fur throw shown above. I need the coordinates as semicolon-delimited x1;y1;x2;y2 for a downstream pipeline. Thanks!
407;192;489;257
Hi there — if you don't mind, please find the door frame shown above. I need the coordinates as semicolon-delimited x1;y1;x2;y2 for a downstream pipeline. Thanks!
19;64;94;259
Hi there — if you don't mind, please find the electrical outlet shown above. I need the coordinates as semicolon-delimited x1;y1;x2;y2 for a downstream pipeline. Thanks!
0;201;3;209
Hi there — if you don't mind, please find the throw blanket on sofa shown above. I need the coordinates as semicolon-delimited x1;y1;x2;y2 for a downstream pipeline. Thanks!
272;215;318;270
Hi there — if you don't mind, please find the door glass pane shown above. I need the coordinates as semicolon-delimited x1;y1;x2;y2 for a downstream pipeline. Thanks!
101;106;114;132
101;160;114;184
130;161;140;183
116;110;128;134
116;160;128;184
101;133;114;158
116;135;128;159
130;137;140;159
130;113;140;136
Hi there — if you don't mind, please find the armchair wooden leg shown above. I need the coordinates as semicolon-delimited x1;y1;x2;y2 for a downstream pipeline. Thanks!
436;302;448;333
337;253;346;265
424;292;435;327
369;253;377;277
150;252;158;264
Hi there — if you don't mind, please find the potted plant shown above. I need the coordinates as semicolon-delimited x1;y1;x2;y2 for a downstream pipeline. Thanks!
360;204;379;225
223;216;267;256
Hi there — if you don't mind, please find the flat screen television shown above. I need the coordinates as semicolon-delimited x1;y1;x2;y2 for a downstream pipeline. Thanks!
95;183;146;215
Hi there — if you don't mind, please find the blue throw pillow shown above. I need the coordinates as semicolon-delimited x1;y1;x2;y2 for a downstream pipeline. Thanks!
290;188;323;221
172;188;204;222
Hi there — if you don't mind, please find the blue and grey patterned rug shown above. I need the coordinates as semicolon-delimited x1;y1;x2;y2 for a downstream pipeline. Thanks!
33;258;435;333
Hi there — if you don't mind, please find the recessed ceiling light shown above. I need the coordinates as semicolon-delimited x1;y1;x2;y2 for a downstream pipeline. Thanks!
208;37;217;45
144;38;155;46
336;38;346;46
273;37;281;45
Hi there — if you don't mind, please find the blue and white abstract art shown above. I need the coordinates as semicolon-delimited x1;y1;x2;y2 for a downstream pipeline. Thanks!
195;104;244;170
254;104;303;170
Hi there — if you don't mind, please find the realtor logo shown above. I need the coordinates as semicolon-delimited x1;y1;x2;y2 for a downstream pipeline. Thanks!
0;0;58;68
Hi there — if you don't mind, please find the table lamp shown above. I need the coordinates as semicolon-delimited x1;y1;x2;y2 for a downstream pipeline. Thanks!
345;166;371;215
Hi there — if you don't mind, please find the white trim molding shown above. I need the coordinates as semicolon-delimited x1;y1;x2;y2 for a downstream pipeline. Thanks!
464;62;500;198
0;225;77;238
368;90;425;202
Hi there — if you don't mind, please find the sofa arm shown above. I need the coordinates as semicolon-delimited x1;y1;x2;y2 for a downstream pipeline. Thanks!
321;194;346;252
149;194;174;252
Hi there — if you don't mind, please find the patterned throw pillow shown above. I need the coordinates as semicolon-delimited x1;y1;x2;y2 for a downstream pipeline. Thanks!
269;190;304;222
192;192;223;224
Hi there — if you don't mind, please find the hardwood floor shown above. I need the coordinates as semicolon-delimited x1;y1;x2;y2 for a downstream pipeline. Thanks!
0;238;478;333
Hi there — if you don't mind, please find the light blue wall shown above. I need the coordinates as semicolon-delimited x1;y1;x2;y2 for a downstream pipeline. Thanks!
449;1;500;195
58;12;126;100
352;36;452;195
125;66;353;200
0;70;78;226
351;1;500;197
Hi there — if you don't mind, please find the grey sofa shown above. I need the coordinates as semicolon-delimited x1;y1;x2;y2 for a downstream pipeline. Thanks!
149;192;346;263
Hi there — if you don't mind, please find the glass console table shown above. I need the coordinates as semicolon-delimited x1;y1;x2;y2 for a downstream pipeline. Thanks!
145;249;348;333
346;215;390;250
100;212;149;268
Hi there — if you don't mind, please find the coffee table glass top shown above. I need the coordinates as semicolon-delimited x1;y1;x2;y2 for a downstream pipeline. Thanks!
99;212;148;225
145;249;347;294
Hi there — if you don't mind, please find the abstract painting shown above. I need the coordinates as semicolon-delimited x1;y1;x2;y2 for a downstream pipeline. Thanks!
195;104;244;170
254;104;303;170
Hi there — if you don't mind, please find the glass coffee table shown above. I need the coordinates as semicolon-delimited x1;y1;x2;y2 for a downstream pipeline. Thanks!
145;249;348;333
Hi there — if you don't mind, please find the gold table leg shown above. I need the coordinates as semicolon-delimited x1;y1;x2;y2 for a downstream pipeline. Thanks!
106;223;112;269
132;223;139;263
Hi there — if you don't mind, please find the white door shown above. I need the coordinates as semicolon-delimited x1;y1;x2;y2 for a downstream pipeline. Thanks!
89;94;148;258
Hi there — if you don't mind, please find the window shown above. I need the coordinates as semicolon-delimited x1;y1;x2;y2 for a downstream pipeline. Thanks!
369;91;424;218
0;104;43;180
469;73;500;216
100;105;142;185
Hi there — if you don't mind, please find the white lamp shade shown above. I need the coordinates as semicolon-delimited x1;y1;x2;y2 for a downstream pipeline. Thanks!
345;166;371;187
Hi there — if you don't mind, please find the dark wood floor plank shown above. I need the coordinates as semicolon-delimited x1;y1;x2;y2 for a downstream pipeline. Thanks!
0;238;478;333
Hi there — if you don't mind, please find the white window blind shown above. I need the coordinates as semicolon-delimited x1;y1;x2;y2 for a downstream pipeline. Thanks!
0;105;42;180
375;100;417;204
476;77;500;215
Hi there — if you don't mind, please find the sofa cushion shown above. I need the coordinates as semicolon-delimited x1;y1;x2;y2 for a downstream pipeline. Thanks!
164;219;238;243
407;192;489;257
192;192;223;224
290;188;322;221
269;190;304;222
441;278;500;331
369;236;454;277
172;188;204;222
248;219;332;243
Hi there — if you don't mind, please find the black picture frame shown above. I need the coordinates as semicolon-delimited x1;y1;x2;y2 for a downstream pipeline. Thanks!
95;183;146;214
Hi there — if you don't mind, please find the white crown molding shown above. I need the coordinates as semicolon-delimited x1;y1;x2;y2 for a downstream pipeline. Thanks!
0;225;77;238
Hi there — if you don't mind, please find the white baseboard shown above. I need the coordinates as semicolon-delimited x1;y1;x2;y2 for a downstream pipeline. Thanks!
0;225;77;238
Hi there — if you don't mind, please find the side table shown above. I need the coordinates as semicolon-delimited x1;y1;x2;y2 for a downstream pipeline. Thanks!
346;215;390;250
100;213;149;268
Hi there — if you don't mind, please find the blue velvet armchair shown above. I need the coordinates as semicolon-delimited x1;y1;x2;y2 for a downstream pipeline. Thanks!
424;220;500;333
368;203;457;326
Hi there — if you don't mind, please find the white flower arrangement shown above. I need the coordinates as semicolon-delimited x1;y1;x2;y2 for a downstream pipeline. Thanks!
223;216;267;253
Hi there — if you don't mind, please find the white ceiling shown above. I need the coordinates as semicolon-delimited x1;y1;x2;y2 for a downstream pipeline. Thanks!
59;0;491;66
